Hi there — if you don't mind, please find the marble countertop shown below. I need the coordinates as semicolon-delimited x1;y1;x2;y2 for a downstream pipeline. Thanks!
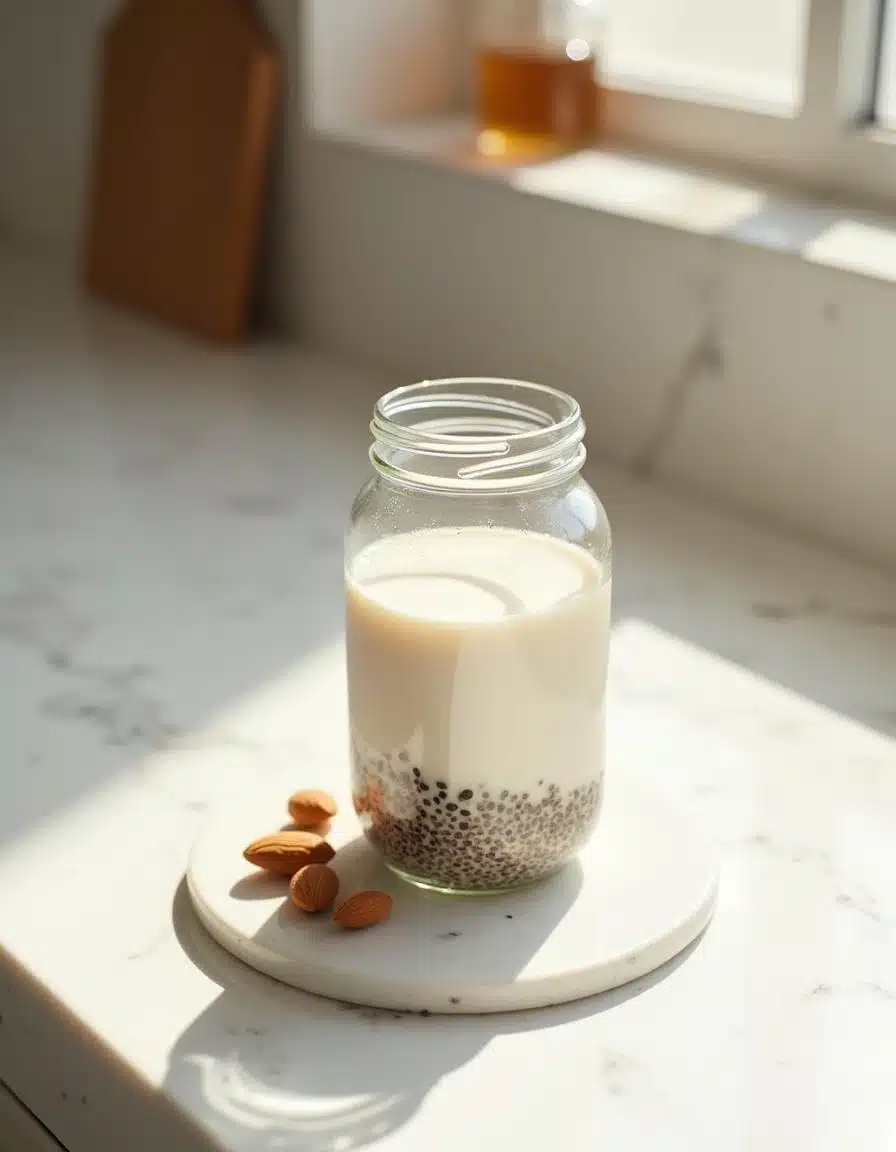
0;247;894;1152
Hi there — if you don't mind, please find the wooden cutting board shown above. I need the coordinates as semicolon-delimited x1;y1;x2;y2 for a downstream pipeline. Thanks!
84;0;280;342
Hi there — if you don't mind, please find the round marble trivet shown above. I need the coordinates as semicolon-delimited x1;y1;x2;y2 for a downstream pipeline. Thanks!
187;772;718;1014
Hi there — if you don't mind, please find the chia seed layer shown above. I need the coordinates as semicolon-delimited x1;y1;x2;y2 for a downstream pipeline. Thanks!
351;741;602;890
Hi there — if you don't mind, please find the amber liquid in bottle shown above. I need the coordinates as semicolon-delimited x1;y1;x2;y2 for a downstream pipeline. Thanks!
477;40;598;160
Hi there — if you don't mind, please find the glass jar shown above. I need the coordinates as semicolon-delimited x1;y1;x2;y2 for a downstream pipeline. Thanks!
345;378;612;894
475;0;606;161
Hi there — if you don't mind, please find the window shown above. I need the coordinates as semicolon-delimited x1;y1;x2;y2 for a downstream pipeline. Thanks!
308;1;896;210
604;0;809;113
598;0;896;208
875;0;896;127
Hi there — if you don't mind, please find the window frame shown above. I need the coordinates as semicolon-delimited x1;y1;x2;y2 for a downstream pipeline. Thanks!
599;0;896;209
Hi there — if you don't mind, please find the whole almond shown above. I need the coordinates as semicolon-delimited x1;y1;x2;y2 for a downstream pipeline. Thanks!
333;890;393;929
243;831;335;875
288;789;339;829
290;864;340;912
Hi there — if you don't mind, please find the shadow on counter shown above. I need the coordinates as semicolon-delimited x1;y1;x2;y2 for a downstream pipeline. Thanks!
165;875;707;1152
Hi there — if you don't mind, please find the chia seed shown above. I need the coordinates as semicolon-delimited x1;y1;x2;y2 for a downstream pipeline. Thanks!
351;739;602;890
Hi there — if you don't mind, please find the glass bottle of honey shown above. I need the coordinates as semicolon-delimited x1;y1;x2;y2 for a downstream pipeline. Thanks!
476;0;606;162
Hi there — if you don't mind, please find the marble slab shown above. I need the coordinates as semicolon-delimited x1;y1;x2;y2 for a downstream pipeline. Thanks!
0;247;894;1151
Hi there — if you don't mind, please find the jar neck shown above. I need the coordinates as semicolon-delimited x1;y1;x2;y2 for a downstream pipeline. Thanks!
369;378;586;495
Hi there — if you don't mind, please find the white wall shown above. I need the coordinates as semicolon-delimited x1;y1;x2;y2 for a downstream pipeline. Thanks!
0;0;120;252
306;0;469;129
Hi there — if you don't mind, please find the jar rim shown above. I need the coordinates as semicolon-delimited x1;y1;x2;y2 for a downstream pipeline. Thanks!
370;377;586;493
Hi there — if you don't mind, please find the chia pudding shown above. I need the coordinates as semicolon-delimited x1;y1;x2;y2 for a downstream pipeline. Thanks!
345;526;611;891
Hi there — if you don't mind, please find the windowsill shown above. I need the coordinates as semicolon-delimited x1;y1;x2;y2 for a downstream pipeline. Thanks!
311;114;896;284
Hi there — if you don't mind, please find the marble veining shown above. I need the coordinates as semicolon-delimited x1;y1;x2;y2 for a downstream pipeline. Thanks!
0;569;90;654
0;248;894;1151
632;272;726;479
740;833;890;931
41;660;180;750
750;597;896;627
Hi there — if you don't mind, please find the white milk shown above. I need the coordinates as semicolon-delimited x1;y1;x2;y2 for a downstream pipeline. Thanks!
346;526;610;789
345;527;611;888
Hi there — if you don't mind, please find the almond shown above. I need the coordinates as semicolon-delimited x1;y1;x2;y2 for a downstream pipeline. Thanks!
287;788;339;829
290;864;340;912
243;831;335;875
333;890;393;929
